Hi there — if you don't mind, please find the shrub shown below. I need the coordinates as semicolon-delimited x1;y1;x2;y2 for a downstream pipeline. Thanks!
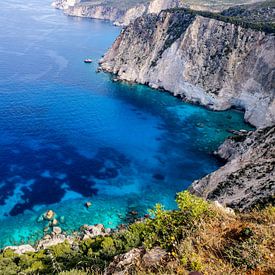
176;191;210;220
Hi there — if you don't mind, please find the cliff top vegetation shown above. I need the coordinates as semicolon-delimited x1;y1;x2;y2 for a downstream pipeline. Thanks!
1;191;274;274
168;0;275;33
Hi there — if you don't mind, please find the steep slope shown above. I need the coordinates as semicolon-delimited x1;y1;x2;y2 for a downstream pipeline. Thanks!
99;9;275;128
190;126;275;211
52;0;267;26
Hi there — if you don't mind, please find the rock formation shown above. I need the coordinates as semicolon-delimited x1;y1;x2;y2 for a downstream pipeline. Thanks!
99;5;275;210
99;9;275;128
190;126;275;211
52;0;267;26
52;0;187;26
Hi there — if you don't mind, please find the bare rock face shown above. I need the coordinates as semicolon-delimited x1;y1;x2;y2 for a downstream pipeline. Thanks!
105;247;168;274
99;10;275;128
142;247;168;267
37;234;74;249
51;0;184;26
82;224;108;240
105;248;144;275
190;126;275;211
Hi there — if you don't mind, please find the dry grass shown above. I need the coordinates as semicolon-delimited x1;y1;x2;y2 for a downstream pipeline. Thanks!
57;204;275;275
129;204;275;275
175;204;275;274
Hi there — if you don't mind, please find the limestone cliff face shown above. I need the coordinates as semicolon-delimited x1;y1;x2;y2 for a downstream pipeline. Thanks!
52;0;125;23
99;10;275;128
52;0;183;26
190;126;275;211
52;0;266;25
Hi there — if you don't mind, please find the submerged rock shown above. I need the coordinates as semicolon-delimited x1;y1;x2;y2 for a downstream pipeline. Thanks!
51;219;59;226
43;210;55;220
153;173;165;181
53;226;62;235
85;201;92;208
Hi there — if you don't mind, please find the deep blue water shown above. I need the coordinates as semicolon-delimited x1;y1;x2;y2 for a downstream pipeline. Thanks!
0;0;253;247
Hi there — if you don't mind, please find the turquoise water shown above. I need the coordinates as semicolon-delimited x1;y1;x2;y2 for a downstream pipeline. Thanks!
0;0;253;247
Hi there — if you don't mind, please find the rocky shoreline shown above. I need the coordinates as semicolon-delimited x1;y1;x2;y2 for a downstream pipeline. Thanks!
99;9;275;128
52;0;186;26
98;5;274;210
190;126;275;210
5;0;274;257
52;0;269;26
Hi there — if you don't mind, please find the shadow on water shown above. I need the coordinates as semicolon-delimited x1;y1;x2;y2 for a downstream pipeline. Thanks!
0;143;130;216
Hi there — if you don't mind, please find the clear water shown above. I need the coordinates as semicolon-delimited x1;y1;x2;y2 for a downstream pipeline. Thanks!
0;0;253;247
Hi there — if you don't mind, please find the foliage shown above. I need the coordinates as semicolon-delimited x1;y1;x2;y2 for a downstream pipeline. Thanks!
223;226;263;269
176;191;209;219
167;7;275;34
0;193;273;274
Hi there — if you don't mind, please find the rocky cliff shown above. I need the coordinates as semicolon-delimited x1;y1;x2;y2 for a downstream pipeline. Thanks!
190;126;275;211
52;0;184;26
52;0;267;26
99;9;275;128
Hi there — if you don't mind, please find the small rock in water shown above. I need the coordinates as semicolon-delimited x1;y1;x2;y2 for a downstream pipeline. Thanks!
51;219;58;226
37;215;44;223
60;216;65;223
43;226;50;232
53;226;62;235
129;210;138;216
195;122;204;128
144;214;150;219
44;210;55;220
85;202;92;208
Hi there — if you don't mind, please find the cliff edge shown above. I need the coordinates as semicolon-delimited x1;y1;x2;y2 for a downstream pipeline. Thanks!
99;8;275;128
190;126;275;211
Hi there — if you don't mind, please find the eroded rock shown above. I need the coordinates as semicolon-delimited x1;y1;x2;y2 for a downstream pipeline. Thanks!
191;126;275;211
99;10;275;128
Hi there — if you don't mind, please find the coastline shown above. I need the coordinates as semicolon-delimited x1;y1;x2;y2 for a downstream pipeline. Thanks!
1;0;274;267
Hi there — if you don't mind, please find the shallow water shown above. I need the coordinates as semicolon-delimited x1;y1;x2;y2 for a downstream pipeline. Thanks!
0;0;253;247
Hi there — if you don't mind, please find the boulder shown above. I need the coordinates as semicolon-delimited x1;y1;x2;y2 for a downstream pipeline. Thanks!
82;224;106;240
213;201;235;216
51;219;59;226
85;202;92;208
142;247;168;267
37;234;73;250
53;226;62;235
44;210;55;220
105;248;144;275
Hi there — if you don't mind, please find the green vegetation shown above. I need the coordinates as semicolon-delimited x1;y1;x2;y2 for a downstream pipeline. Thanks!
0;191;274;274
168;6;275;34
78;0;150;10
